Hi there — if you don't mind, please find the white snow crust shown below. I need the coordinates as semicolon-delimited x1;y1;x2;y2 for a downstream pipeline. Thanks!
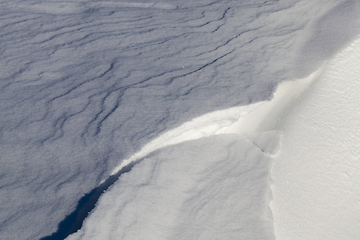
1;0;360;239
271;36;360;240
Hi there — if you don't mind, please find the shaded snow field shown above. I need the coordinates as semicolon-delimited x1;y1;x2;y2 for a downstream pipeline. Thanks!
1;0;360;239
67;36;360;240
4;1;177;14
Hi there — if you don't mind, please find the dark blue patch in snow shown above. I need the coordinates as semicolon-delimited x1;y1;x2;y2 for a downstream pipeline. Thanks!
40;161;139;240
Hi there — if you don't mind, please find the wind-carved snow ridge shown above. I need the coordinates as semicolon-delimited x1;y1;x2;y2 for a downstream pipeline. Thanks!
225;67;325;134
40;103;262;239
65;67;324;240
108;66;324;180
2;1;358;239
107;103;262;179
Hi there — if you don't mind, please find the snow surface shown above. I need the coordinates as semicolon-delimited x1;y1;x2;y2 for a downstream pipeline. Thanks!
108;103;261;178
271;36;360;240
1;0;360;239
67;133;276;240
64;69;320;240
66;35;360;239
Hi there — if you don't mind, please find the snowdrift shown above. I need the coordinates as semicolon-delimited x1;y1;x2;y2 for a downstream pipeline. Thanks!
1;1;359;239
66;36;360;240
271;36;360;240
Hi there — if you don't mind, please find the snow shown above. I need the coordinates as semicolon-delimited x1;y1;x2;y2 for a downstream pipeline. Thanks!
67;134;276;240
67;34;360;239
224;67;325;134
108;103;261;178
271;36;360;240
0;0;360;239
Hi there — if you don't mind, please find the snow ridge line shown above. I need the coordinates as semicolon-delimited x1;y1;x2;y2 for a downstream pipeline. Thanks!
107;65;325;183
50;64;325;240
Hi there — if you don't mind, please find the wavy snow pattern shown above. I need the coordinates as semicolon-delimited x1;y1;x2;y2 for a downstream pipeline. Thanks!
0;0;359;240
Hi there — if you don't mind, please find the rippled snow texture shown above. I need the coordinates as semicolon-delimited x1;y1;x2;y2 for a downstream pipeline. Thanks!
1;0;359;239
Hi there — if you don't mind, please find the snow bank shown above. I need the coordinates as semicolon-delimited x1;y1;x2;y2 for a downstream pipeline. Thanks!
67;134;276;240
271;36;360;240
108;103;261;178
108;58;324;182
65;37;327;240
1;1;359;239
67;33;360;240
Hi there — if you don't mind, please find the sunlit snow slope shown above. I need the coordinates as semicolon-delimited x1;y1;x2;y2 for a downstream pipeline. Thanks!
67;133;277;240
1;0;360;240
67;26;360;240
271;36;360;240
65;55;326;240
67;36;360;240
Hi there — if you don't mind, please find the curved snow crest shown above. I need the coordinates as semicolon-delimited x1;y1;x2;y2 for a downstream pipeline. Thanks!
107;103;262;178
68;134;276;240
67;68;326;240
225;66;325;134
67;52;329;240
108;66;324;179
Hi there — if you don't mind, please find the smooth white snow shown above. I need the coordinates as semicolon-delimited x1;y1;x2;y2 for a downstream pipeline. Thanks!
271;36;360;240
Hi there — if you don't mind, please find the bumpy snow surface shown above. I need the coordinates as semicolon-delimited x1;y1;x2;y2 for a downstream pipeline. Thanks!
0;0;360;240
